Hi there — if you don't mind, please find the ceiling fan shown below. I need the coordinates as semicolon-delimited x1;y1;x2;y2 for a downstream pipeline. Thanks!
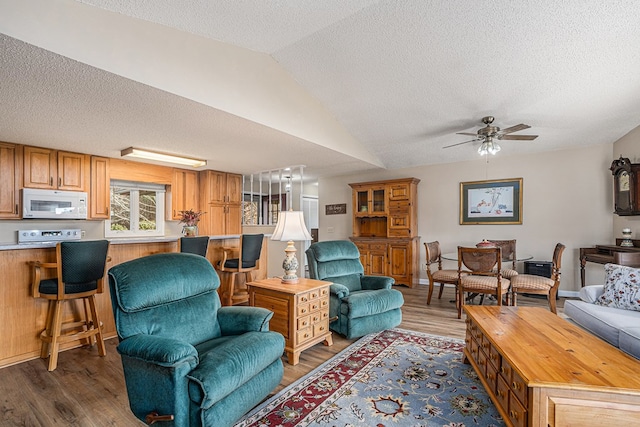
443;116;538;155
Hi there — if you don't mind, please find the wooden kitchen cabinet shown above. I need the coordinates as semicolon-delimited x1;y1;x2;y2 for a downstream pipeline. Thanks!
349;178;420;287
89;156;110;219
0;142;22;218
247;277;332;365
199;170;242;235
170;169;199;220
23;146;89;191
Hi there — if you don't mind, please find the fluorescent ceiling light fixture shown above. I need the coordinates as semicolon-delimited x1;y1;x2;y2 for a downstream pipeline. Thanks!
121;147;207;167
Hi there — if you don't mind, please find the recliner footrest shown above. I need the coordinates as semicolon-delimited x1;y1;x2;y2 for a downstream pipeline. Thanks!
342;289;404;318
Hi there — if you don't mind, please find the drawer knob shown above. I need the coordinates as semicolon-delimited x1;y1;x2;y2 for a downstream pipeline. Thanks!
509;410;519;419
512;382;520;390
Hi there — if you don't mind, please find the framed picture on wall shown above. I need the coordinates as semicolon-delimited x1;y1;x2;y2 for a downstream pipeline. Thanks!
460;178;523;225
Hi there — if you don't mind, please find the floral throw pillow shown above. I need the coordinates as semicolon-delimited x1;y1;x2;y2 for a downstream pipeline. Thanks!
595;263;640;311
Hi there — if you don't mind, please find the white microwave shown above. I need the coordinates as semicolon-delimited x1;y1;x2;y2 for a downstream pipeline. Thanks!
22;188;88;220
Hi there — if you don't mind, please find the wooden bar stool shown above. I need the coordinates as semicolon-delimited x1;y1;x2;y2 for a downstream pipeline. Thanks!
178;236;210;258
30;240;110;371
215;234;263;306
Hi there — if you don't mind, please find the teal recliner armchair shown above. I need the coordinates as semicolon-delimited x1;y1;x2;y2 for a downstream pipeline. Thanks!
108;253;284;427
306;240;404;339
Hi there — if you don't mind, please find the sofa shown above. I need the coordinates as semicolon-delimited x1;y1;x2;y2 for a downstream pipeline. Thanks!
108;253;285;427
306;240;404;339
564;263;640;359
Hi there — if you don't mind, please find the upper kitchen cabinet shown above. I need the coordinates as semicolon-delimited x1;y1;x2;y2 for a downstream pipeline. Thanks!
23;146;89;191
199;170;242;235
89;156;110;220
170;169;199;220
200;170;242;204
0;142;22;218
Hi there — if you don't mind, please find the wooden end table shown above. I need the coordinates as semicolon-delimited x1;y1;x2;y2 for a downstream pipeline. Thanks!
463;306;640;427
247;277;333;365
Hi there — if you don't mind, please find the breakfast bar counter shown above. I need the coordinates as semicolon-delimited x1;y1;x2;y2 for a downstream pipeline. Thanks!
0;235;268;368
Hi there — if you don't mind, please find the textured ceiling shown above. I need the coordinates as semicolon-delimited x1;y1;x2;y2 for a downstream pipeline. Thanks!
1;0;640;179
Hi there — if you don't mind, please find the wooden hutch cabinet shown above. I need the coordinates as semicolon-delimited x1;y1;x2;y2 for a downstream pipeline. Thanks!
349;178;420;287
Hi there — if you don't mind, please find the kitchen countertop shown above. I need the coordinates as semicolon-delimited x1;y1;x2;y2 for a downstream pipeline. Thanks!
0;234;245;251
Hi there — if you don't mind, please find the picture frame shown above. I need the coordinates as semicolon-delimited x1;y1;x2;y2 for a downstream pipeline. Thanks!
460;178;523;225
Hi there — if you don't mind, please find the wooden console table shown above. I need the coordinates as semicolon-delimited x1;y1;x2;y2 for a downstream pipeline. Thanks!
579;240;640;286
247;278;332;365
464;306;640;427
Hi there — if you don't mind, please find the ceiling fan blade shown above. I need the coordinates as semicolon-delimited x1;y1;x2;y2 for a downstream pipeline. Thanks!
443;138;482;149
499;134;538;141
455;132;478;136
498;124;530;134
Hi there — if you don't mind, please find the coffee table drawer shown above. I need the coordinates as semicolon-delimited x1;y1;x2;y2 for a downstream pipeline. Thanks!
496;375;510;414
485;361;498;394
508;391;527;427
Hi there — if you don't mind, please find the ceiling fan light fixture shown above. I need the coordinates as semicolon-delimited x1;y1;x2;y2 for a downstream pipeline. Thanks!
477;139;501;156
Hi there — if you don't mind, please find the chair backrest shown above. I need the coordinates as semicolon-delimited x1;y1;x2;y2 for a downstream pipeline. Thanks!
306;240;364;292
458;246;502;275
179;236;209;257
488;239;516;267
59;240;110;293
551;243;566;279
108;253;222;344
425;241;442;264
241;234;264;266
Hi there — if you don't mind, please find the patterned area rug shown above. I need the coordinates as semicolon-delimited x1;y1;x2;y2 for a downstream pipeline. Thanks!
235;328;504;427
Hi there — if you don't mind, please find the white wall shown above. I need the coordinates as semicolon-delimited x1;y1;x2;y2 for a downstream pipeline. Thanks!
319;143;614;293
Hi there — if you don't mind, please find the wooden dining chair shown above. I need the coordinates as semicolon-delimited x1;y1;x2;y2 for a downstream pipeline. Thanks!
457;246;510;319
511;243;565;314
424;241;466;305
488;239;519;279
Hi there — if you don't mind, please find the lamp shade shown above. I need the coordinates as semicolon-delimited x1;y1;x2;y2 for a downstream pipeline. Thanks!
271;210;312;241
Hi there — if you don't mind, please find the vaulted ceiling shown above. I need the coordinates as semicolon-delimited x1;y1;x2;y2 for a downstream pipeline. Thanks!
1;0;639;180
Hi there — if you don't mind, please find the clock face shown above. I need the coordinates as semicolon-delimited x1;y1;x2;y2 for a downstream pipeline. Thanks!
619;171;630;191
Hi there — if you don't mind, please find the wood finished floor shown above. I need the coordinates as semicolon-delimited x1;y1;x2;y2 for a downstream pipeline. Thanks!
0;285;565;426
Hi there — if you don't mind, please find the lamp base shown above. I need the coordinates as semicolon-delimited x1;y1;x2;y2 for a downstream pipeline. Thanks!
281;240;299;285
281;275;299;284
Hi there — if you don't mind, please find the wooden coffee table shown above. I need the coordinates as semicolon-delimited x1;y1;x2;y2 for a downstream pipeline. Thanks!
247;278;332;365
464;306;640;427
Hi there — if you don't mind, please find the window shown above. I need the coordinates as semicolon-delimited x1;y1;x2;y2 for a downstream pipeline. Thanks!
105;180;165;237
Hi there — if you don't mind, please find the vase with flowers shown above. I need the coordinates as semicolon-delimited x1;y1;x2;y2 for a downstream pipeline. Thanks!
179;209;204;237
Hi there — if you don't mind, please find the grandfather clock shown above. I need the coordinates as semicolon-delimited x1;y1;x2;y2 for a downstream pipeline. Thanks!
610;156;640;216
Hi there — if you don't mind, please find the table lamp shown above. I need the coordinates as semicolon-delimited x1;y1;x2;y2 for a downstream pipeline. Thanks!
271;210;312;284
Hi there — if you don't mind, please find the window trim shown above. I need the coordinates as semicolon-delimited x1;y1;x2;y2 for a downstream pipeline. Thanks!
105;180;166;238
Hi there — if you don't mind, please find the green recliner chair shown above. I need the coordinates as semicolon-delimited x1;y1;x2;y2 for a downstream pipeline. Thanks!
108;253;284;427
306;240;404;339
